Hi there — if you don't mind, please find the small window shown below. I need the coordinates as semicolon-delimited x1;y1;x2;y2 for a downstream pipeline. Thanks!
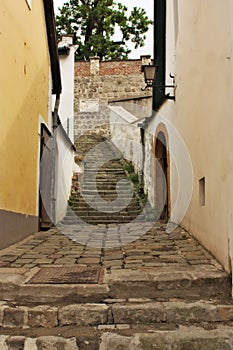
25;0;32;10
199;177;205;206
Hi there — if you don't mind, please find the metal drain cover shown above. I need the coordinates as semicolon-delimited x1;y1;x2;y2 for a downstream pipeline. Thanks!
27;266;104;284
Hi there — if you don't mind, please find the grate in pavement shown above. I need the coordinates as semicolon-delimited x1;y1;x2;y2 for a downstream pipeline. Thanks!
27;266;104;284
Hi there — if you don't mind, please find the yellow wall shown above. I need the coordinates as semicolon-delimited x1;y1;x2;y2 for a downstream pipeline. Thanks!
157;0;233;272
0;0;50;216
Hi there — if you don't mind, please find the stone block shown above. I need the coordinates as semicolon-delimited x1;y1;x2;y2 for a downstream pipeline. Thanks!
58;304;109;326
27;306;58;328
134;334;168;350
112;302;166;324
6;337;25;350
173;337;231;350
217;305;233;321
0;336;8;350
165;302;219;323
37;336;79;350
3;307;25;328
24;338;37;350
99;333;132;350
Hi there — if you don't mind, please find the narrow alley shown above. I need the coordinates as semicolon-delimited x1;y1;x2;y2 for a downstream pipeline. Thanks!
0;135;232;349
2;0;233;349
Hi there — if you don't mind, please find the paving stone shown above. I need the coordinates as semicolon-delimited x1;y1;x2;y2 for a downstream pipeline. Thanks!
6;337;25;350
36;336;79;350
0;336;8;350
99;333;132;350
23;264;38;268
98;324;116;330
24;338;37;350
78;258;101;264
20;255;42;259
14;259;35;264
103;254;123;260
53;258;77;264
103;259;123;266
34;259;55;265
0;255;18;262
188;260;210;265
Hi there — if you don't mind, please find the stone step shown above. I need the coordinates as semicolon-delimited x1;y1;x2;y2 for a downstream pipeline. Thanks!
99;327;233;350
84;169;125;174
82;177;126;181
81;185;131;191
0;300;233;330
80;179;127;184
66;209;142;216
67;205;141;214
1;324;233;349
68;199;141;207
0;266;229;306
62;217;145;225
80;192;133;196
107;267;231;302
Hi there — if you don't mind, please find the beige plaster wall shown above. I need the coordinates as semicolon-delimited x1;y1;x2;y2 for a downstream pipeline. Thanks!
154;0;233;273
0;0;50;216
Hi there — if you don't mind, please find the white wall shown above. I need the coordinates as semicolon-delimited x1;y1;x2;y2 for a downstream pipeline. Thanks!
55;127;75;223
52;37;77;223
109;106;142;172
54;36;77;143
58;50;75;142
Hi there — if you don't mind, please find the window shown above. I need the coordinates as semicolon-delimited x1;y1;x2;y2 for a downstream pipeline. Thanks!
25;0;32;10
199;177;206;206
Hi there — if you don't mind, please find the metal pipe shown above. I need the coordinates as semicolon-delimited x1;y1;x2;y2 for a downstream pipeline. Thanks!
51;94;60;225
153;0;166;111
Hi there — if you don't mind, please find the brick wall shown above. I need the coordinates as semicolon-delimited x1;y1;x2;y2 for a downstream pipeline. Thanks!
74;56;152;140
74;59;142;77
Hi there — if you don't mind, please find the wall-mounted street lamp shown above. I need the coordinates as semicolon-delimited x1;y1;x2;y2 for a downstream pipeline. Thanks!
141;64;176;101
141;64;157;90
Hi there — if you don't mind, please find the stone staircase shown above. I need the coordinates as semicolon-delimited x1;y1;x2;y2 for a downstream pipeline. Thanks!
63;134;147;226
0;134;232;349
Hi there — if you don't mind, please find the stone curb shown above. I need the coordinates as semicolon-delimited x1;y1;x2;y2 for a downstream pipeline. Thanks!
0;301;233;329
0;336;79;350
1;326;233;350
99;327;233;350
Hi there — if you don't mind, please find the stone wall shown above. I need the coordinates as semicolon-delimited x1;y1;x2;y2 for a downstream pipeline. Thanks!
74;56;152;140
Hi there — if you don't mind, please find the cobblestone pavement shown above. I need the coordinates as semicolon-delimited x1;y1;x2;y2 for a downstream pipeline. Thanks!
0;222;223;272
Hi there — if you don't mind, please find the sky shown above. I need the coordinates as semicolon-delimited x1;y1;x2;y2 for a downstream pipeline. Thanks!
53;0;154;59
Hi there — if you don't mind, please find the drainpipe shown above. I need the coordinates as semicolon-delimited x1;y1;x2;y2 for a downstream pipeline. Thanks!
153;0;166;111
51;94;60;225
140;127;145;185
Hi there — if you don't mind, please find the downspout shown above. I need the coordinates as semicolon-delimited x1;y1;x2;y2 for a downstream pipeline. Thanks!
153;0;166;111
51;94;60;225
42;0;62;226
140;127;145;185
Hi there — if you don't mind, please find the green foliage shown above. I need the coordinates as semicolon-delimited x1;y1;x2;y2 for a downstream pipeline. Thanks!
55;0;152;60
128;172;139;184
123;162;134;174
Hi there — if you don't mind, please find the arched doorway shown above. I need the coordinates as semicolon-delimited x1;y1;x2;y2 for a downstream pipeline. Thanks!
155;130;170;220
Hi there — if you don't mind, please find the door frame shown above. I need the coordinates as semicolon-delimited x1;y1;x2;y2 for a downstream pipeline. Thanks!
39;124;53;230
154;123;171;219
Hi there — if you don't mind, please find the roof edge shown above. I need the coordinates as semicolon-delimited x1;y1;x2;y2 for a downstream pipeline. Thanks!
43;0;62;95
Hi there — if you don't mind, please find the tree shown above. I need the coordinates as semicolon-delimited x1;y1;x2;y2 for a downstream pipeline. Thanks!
55;0;152;60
